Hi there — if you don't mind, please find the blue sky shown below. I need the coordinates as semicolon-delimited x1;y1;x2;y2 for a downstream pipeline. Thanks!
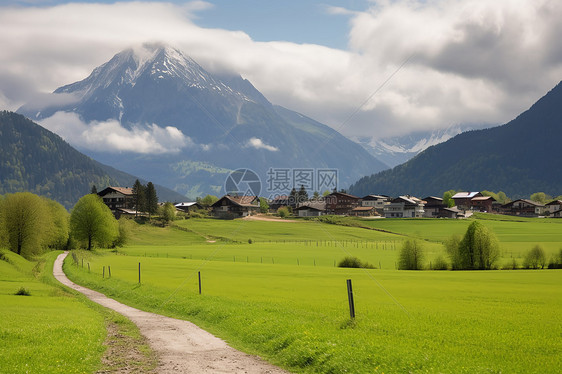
1;0;562;142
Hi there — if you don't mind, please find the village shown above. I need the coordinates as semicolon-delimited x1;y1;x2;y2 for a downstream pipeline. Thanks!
96;186;562;220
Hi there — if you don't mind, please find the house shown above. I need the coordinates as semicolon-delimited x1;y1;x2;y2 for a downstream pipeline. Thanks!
211;195;260;218
439;206;463;219
269;195;291;212
325;192;362;215
470;196;495;213
361;195;390;215
552;209;562;218
452;192;483;210
422;196;445;218
501;199;546;217
546;200;562;214
294;202;326;217
98;186;134;218
384;196;425;218
350;206;378;217
175;202;203;213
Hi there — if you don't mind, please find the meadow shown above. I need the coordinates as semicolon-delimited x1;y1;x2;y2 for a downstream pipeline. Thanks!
65;216;562;373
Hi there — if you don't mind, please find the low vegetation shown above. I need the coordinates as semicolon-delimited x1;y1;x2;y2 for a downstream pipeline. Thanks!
337;256;375;269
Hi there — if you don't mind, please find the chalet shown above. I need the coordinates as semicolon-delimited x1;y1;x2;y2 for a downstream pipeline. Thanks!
470;196;495;213
350;206;378;217
384;196;425;218
325;192;361;215
552;209;562;218
422;196;445;218
361;195;390;214
501;199;546;217
98;186;134;218
439;207;463;219
452;192;483;210
211;195;260;218
546;200;562;214
269;195;291;212
294;202;326;217
175;202;203;213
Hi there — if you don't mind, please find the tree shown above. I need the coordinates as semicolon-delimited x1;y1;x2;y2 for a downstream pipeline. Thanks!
42;198;70;250
90;185;98;194
313;191;320;200
530;192;551;204
289;187;298;208
259;197;269;213
442;190;456;208
448;221;499;270
277;206;290;218
198;194;218;208
132;179;146;217
159;202;176;225
297;185;309;204
0;192;48;257
145;182;158;220
398;239;425;270
523;245;546;269
70;194;118;250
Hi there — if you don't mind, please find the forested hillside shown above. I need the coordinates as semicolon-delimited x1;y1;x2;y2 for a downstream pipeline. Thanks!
0;111;184;208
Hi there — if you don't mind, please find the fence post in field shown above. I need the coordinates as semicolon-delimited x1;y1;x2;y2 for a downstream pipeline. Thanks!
198;271;201;295
138;262;141;284
81;258;83;268
108;265;111;278
102;266;105;279
88;263;90;272
346;279;356;319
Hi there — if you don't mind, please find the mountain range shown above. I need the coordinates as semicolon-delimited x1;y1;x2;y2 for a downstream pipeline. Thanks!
0;111;185;208
19;44;387;198
349;81;562;199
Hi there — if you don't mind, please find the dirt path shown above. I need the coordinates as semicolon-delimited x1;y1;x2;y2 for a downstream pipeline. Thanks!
243;214;297;222
54;252;288;374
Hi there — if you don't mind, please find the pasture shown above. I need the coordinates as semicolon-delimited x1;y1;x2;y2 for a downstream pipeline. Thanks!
65;216;562;373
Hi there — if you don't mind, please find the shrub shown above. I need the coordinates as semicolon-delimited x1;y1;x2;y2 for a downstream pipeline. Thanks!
431;255;449;270
338;256;375;269
548;249;562;269
277;207;290;218
14;287;31;296
523;245;547;269
503;258;519;270
398;239;424;270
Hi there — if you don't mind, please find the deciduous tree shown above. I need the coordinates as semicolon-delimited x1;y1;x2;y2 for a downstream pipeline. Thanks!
524;245;546;269
70;194;118;250
398;239;425;270
448;221;499;270
259;197;269;213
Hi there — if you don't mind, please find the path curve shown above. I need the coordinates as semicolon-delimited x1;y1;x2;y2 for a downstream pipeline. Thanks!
54;252;288;374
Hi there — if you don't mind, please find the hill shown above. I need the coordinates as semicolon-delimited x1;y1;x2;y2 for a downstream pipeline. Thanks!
18;44;387;198
349;81;562;198
0;111;185;208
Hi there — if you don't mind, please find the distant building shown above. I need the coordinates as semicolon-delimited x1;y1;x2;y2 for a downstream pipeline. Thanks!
325;192;361;215
384;196;425;218
452;192;483;210
546;200;562;215
269;195;290;212
501;199;546;217
98;186;134;218
361;195;390;215
175;202;203;213
350;206;378;217
294;202;326;217
470;196;495;213
422;196;445;218
211;195;260;218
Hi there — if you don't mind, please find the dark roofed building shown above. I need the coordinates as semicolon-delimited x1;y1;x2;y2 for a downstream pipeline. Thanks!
98;186;134;217
501;199;546;217
211;195;260;218
325;192;361;215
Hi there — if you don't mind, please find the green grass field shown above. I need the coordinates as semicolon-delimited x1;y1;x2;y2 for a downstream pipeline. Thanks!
64;216;562;373
0;250;107;373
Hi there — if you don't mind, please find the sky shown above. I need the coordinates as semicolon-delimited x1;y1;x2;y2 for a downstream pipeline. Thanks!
1;0;561;143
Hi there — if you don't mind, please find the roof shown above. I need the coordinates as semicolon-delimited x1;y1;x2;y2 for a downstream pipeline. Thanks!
452;192;481;199
392;196;423;205
295;203;326;212
546;200;562;206
327;192;361;200
361;194;389;200
423;196;443;202
98;186;134;196
175;202;200;207
472;196;495;201
502;199;545;208
352;206;375;211
212;195;259;207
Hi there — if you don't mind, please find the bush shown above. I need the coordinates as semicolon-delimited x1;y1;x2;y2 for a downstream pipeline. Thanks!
338;256;375;269
547;249;562;269
523;245;546;269
431;255;449;270
398;239;424;270
14;287;31;296
503;258;519;270
277;207;290;218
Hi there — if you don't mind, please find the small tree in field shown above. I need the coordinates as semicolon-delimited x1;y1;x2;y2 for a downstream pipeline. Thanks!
259;197;269;213
448;221;499;270
159;202;176;225
145;182;158;220
70;194;118;250
398;239;424;270
523;245;546;269
277;206;290;218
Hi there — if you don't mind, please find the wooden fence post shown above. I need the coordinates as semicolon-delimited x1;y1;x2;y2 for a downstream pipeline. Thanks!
346;279;356;319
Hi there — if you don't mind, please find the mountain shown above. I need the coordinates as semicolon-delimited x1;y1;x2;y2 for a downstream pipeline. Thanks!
0;111;186;208
354;124;493;168
19;44;387;198
349;81;562;199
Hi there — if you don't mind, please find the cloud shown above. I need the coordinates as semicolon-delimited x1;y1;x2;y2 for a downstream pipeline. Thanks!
39;111;192;154
246;137;279;152
0;0;561;142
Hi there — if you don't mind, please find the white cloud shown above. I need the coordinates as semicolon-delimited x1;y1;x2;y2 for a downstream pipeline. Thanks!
0;0;561;142
39;111;192;154
246;137;279;152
